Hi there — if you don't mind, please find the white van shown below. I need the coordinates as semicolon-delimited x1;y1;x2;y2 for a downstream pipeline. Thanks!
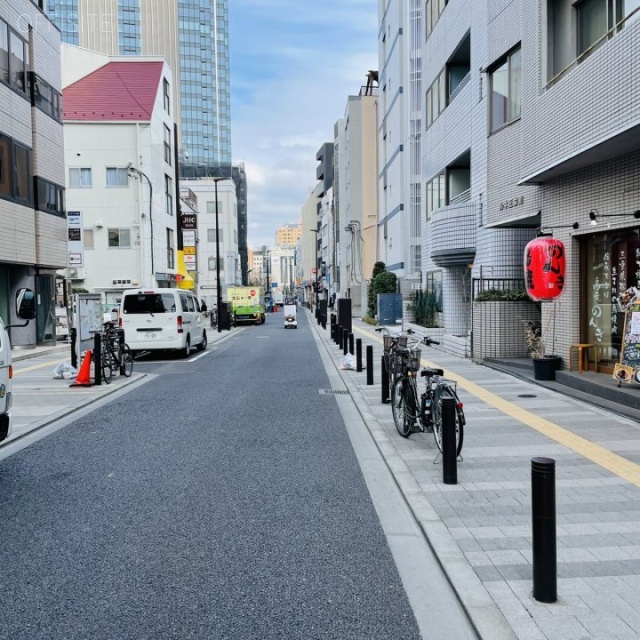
119;288;207;357
1;288;36;442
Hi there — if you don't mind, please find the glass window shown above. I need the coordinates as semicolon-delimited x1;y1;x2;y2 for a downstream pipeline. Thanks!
163;78;170;113
108;228;131;248
0;134;10;197
208;256;217;271
165;174;173;215
9;31;26;93
84;229;94;249
69;168;92;188
164;125;172;165
578;0;608;55
36;177;65;216
13;143;31;203
0;20;8;85
122;293;177;314
106;167;129;187
490;47;521;132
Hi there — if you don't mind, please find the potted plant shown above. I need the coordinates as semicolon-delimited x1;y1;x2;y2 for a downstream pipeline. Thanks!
524;314;562;381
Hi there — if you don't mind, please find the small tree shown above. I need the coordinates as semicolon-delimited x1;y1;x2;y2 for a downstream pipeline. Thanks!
368;268;398;319
412;290;439;327
367;262;387;317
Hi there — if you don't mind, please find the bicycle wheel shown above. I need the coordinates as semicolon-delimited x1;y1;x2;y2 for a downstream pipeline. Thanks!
120;343;134;377
432;385;464;456
100;345;113;384
391;376;417;438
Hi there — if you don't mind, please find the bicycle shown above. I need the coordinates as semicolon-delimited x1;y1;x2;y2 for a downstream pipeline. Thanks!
100;321;133;383
375;326;410;403
383;328;465;457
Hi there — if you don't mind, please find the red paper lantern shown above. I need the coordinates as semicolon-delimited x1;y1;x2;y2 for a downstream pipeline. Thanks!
524;237;566;301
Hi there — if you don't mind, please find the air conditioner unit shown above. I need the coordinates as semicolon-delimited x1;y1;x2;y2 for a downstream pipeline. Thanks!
69;268;78;277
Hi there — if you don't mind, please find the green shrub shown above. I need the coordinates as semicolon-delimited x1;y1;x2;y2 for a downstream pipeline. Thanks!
474;288;529;302
412;290;439;327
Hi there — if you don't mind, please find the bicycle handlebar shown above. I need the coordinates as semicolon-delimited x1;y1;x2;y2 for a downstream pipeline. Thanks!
423;336;440;346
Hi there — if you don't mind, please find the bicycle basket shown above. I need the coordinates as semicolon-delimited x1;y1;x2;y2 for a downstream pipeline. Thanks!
388;348;420;374
383;334;408;353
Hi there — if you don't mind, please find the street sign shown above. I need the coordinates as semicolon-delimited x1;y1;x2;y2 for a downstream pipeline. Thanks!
271;282;278;288
181;214;197;229
184;246;196;255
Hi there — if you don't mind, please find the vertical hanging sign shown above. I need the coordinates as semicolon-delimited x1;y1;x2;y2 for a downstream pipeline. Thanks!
67;211;84;267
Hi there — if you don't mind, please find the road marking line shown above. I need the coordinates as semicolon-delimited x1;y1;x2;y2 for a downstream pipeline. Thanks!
13;359;67;374
357;326;640;487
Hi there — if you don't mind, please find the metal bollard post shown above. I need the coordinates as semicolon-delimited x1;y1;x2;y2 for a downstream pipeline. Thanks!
93;332;102;386
330;323;335;342
381;355;390;404
532;457;557;603
356;339;362;372
336;325;343;346
441;397;457;484
70;327;78;369
366;345;374;385
343;329;348;356
349;333;354;355
322;312;327;330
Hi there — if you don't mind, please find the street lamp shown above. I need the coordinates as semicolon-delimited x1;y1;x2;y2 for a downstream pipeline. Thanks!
128;163;154;283
212;177;226;333
309;228;320;309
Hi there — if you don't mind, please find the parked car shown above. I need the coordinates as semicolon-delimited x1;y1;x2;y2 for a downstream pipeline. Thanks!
119;288;207;357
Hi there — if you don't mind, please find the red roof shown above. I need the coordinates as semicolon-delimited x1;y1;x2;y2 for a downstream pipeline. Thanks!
63;61;164;121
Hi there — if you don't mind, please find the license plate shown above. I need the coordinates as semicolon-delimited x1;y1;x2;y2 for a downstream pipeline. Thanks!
145;332;157;339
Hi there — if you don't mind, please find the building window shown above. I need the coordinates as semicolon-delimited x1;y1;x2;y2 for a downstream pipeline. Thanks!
425;0;447;39
13;142;32;204
166;228;175;269
35;177;65;217
425;271;443;312
108;228;131;248
106;167;129;187
208;256;217;271
426;172;446;219
0;20;8;85
425;68;447;129
163;78;170;114
165;174;173;215
206;200;222;215
164;125;172;165
578;0;609;55
0;133;10;197
9;30;27;94
29;73;62;122
489;46;521;133
69;167;92;188
207;228;223;243
84;229;94;249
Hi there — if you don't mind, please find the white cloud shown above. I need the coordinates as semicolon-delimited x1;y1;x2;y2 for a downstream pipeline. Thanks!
230;0;378;249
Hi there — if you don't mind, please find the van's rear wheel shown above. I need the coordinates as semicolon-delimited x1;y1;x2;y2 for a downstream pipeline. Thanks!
196;331;207;351
181;337;190;358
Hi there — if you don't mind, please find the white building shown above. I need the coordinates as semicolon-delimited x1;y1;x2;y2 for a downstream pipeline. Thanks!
180;178;239;306
62;46;179;306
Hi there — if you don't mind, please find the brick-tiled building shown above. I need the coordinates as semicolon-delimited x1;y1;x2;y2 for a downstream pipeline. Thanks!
0;0;66;347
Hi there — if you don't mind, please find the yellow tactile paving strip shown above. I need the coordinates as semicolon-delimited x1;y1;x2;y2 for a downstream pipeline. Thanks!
358;326;640;488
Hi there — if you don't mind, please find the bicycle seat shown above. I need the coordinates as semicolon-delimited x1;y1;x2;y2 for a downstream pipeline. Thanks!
420;367;443;377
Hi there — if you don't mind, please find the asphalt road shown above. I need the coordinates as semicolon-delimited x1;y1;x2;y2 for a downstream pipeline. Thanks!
0;311;427;639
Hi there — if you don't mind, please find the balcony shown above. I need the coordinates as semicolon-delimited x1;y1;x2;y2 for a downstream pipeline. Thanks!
430;200;477;267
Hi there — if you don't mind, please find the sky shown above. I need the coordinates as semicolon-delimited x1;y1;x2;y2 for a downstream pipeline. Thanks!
229;0;379;251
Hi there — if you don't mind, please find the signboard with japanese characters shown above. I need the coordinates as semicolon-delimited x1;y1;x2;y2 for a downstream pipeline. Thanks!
67;211;84;267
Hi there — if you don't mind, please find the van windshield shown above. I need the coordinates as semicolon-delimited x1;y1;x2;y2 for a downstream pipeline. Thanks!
122;293;177;314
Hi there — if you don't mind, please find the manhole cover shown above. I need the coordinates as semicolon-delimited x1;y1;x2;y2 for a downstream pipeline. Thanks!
518;394;537;398
319;389;349;395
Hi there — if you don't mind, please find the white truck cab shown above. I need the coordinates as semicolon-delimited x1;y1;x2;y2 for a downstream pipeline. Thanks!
0;289;36;442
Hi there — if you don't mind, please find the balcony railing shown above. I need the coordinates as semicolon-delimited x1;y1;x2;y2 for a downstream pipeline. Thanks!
429;200;477;267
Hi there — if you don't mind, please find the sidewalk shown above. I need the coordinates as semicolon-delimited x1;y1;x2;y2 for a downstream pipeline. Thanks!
5;328;232;446
310;310;640;640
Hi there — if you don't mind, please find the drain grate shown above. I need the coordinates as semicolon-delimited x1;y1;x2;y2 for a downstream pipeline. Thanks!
518;394;537;398
319;389;349;395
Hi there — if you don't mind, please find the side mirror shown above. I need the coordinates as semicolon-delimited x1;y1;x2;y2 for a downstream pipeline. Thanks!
15;288;36;321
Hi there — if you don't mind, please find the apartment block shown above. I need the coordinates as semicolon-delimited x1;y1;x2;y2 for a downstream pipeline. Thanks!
0;0;66;347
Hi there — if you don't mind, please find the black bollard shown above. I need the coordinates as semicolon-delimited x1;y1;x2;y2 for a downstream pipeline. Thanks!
366;345;374;385
381;355;390;404
441;397;457;484
349;333;354;355
336;325;343;346
356;339;363;372
330;323;335;342
532;457;557;603
70;327;78;369
321;314;326;330
93;332;102;386
343;329;348;356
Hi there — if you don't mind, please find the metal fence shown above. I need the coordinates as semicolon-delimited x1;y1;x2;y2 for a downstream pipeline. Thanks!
471;278;540;362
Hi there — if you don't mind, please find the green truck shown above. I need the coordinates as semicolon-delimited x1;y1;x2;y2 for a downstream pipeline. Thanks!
227;287;266;325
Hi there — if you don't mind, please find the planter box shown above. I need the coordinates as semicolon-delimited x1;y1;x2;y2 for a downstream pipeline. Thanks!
533;355;562;381
472;301;540;361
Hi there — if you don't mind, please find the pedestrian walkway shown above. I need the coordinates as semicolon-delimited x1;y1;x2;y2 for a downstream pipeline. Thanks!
309;310;640;640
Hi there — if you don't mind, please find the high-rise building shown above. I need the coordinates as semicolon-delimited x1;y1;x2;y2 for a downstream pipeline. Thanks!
275;224;301;249
46;0;231;177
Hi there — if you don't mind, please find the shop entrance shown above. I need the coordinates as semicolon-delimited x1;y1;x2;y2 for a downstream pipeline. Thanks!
582;229;640;373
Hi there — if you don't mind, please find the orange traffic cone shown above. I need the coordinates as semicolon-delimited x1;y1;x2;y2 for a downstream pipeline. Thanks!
71;350;93;387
